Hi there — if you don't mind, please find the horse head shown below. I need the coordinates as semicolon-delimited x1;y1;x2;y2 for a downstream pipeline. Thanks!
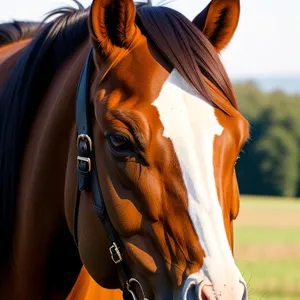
64;0;249;299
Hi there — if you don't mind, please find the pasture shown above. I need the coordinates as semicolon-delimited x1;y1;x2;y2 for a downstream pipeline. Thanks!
235;196;300;300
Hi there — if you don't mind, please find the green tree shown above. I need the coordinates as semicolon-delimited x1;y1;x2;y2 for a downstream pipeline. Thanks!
234;81;268;122
256;126;299;197
233;82;300;198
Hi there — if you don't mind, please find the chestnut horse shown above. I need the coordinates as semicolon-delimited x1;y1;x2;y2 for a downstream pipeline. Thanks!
0;0;249;299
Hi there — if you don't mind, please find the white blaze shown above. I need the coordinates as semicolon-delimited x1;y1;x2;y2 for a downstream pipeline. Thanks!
152;70;244;298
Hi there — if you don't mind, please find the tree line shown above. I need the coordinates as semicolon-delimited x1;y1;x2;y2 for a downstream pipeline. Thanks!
233;81;300;198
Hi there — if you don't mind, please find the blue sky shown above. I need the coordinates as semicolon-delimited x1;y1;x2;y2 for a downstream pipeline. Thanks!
1;0;299;78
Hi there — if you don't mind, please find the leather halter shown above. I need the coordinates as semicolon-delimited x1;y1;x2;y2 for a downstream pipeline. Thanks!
74;49;148;300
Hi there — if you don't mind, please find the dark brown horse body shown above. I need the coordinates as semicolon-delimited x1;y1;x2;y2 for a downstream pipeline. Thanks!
0;1;249;299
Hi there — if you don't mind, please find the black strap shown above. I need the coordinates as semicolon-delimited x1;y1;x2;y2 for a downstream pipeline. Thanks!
73;48;94;245
74;48;131;293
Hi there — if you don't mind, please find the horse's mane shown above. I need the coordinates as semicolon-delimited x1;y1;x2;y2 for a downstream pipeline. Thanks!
0;21;41;47
0;1;89;274
0;0;236;274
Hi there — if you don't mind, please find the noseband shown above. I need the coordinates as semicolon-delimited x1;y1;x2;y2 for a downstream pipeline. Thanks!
74;49;148;300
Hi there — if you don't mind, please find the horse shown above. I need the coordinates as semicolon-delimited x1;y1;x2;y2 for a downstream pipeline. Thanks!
0;0;250;299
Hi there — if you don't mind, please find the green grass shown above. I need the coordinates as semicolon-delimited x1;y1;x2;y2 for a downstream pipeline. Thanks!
235;227;300;245
238;260;300;298
240;195;300;210
247;292;300;300
234;196;300;300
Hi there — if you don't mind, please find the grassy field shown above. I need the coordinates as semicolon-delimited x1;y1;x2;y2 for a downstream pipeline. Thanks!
235;196;300;300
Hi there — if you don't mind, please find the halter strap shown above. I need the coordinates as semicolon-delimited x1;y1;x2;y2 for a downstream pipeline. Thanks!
74;48;131;293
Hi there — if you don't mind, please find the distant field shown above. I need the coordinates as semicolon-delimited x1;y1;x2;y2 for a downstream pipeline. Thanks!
235;196;300;300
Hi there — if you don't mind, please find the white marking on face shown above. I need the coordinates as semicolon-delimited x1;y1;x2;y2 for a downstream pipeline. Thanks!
152;70;245;298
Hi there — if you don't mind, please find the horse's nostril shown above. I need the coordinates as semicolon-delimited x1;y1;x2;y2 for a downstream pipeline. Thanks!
183;275;248;300
199;281;247;300
200;285;214;300
201;294;209;300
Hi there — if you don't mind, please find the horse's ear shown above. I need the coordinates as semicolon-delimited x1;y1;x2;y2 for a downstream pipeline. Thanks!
90;0;137;55
192;0;240;53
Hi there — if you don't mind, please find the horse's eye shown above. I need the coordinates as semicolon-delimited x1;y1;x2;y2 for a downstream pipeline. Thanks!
107;134;133;152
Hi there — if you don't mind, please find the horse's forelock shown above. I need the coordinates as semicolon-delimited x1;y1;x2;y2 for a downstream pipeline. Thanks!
136;6;237;113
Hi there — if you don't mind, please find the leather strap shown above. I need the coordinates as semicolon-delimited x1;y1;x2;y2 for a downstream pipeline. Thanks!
74;48;130;292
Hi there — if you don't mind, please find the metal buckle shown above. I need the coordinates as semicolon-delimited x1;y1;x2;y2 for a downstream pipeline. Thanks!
77;134;93;151
109;242;123;264
125;278;149;300
77;156;92;173
76;134;92;173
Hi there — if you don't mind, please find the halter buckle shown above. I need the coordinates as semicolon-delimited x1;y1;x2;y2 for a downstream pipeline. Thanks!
77;156;91;173
109;242;123;264
77;134;92;174
124;278;149;300
77;134;92;151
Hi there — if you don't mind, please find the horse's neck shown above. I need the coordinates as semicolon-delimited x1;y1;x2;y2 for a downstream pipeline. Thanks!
2;43;90;300
67;266;122;300
0;41;29;92
0;39;31;65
